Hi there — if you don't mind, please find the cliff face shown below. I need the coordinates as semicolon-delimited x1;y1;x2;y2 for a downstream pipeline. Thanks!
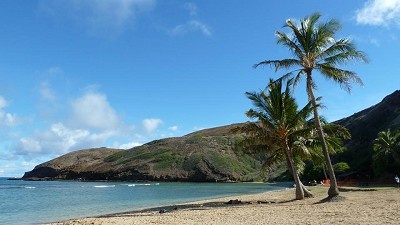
334;90;400;173
22;148;124;180
23;124;263;182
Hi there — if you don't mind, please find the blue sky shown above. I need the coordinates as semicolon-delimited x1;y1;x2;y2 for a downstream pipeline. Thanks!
1;0;400;177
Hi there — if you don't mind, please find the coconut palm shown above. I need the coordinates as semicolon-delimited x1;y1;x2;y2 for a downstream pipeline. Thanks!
238;120;313;198
373;129;400;165
254;13;367;197
237;102;350;199
300;119;350;180
240;78;315;199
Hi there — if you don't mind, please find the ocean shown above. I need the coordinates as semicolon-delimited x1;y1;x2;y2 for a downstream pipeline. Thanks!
0;177;291;225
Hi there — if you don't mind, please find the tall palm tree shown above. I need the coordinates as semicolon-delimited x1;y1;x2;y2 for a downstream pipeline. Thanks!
254;13;367;197
237;98;350;199
241;78;314;199
373;129;400;165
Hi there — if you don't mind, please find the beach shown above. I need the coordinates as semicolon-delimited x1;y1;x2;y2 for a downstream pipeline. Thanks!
48;185;400;225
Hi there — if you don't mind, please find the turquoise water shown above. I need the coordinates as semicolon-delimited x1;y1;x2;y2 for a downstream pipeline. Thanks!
0;178;291;225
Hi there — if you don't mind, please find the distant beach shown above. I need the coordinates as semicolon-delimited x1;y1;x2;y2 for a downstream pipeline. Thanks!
48;185;400;225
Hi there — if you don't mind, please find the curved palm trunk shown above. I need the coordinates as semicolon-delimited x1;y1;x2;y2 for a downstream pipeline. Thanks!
284;153;313;197
301;182;313;197
306;74;339;197
284;142;304;200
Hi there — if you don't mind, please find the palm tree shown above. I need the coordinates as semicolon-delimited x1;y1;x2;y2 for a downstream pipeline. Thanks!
254;13;367;197
373;129;400;165
240;78;314;199
237;101;350;199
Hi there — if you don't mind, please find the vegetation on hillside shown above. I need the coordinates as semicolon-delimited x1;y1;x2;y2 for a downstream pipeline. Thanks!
372;129;400;176
23;130;267;182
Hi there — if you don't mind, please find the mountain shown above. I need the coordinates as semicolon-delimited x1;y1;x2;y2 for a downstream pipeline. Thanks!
23;90;400;181
334;90;400;174
23;124;266;182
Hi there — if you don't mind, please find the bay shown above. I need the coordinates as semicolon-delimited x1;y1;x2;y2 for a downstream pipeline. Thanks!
0;177;291;225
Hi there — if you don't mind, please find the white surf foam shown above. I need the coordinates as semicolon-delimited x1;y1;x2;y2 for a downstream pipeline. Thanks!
94;185;115;188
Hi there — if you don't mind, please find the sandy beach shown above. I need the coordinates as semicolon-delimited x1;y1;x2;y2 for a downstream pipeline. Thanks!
48;186;400;225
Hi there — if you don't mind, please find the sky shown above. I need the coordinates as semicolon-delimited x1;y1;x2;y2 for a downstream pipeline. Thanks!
1;0;400;177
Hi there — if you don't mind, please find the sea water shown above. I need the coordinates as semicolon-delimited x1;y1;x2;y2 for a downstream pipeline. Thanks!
0;177;291;225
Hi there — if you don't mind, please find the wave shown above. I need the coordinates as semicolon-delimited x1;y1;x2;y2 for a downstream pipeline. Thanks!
124;183;159;187
0;185;36;189
94;185;116;188
92;183;160;188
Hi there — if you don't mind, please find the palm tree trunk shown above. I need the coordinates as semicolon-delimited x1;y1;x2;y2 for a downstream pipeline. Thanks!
306;74;339;197
322;164;328;180
284;142;304;200
301;182;313;197
284;153;313;197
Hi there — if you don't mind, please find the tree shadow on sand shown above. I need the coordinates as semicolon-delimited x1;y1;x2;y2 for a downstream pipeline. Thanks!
314;187;377;204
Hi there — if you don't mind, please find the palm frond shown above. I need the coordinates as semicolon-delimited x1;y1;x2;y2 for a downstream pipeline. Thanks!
317;64;364;92
253;59;302;72
276;31;304;59
319;40;368;65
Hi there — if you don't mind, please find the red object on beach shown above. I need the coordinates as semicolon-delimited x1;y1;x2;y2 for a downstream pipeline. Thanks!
322;179;330;185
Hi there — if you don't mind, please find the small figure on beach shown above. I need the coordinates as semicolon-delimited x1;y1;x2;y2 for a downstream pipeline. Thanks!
395;175;399;187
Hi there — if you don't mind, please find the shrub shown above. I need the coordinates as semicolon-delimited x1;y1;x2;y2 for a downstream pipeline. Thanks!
333;162;351;175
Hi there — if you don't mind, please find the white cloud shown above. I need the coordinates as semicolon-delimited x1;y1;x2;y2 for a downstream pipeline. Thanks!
16;123;89;155
171;20;212;37
39;0;156;35
50;123;91;148
12;89;166;157
0;160;44;177
168;125;178;131
70;92;119;130
0;96;20;127
18;138;42;154
15;122;116;156
8;86;172;163
0;111;18;127
142;118;163;133
170;3;212;37
184;2;198;16
356;0;400;26
118;141;142;149
14;89;124;156
39;81;56;101
0;96;7;109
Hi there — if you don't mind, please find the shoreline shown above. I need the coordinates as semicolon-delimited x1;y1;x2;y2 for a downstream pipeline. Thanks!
48;185;400;225
95;187;291;218
46;187;292;224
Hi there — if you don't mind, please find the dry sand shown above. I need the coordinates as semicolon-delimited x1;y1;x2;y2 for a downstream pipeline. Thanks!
49;186;400;225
